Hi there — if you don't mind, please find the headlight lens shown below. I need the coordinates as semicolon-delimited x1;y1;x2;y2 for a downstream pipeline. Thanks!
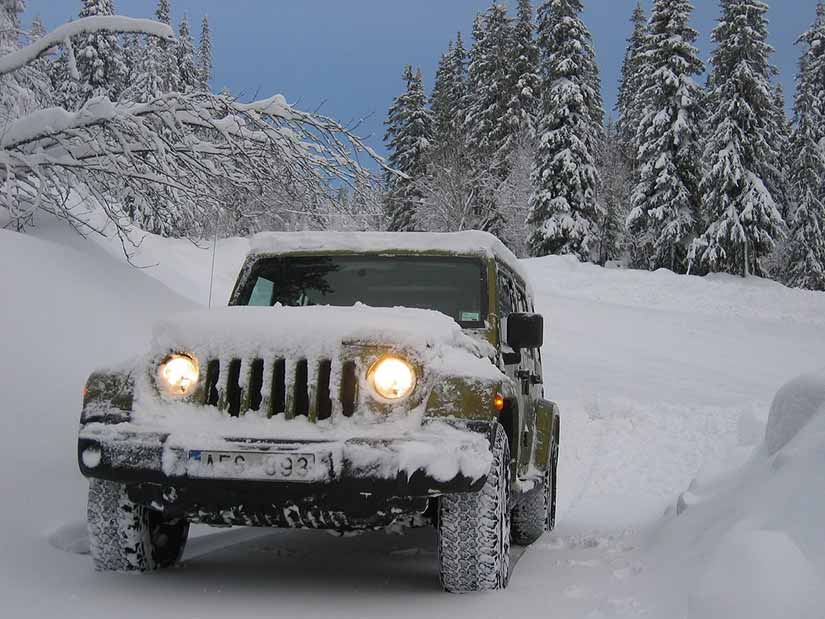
157;353;199;397
368;356;416;400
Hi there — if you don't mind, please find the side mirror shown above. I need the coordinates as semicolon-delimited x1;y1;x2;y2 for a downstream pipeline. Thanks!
506;313;544;350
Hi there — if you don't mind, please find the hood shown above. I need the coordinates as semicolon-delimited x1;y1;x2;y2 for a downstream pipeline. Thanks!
151;304;496;374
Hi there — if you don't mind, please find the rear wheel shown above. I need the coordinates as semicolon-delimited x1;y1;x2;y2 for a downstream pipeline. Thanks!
511;434;559;544
437;423;511;593
88;479;189;572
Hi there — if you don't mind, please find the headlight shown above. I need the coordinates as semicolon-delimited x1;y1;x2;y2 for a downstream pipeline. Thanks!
157;353;199;397
368;356;416;400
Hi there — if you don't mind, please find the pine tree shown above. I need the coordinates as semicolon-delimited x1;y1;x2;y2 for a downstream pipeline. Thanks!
152;0;179;93
464;5;514;175
785;2;825;290
0;0;37;124
597;120;629;264
384;66;433;231
504;0;540;142
626;0;705;273
198;15;212;91
690;0;785;277
26;15;53;108
616;2;647;166
176;14;198;92
74;0;127;106
528;0;604;260
767;83;792;221
431;42;456;147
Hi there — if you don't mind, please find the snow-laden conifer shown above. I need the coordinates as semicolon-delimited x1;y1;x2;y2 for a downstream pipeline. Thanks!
615;2;647;165
464;5;514;175
176;15;197;92
626;0;705;273
528;0;604;260
785;2;825;290
384;66;433;231
151;0;179;93
504;0;540;142
24;14;52;108
197;15;212;91
430;35;467;153
690;0;785;277
1;0;30;123
74;0;126;106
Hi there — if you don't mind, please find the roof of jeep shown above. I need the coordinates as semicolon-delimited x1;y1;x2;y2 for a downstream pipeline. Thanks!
248;230;528;281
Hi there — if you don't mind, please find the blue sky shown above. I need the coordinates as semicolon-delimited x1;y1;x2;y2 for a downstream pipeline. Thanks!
24;1;822;159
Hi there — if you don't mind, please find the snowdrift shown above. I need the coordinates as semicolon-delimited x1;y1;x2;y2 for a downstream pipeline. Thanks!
658;374;825;619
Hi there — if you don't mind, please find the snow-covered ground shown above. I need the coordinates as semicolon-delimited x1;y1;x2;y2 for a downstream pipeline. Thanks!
1;218;824;618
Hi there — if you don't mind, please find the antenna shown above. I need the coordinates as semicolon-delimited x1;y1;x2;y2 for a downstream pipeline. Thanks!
207;221;219;308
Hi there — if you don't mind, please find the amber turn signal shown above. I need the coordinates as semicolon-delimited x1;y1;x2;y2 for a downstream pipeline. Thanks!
494;393;505;411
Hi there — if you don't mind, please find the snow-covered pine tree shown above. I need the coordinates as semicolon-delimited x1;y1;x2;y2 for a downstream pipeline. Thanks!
152;0;179;93
431;41;456;149
1;0;27;124
596;120;629;265
690;0;785;278
464;5;514;177
18;13;52;110
197;15;212;91
176;14;197;92
74;0;127;106
616;2;647;167
767;83;792;221
528;0;604;260
504;0;540;142
384;66;433;231
626;0;705;273
785;2;825;291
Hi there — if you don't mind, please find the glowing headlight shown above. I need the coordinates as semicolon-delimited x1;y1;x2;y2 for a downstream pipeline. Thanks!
368;356;416;400
157;353;199;397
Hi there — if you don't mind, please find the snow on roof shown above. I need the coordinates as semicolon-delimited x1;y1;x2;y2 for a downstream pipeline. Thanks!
249;230;528;281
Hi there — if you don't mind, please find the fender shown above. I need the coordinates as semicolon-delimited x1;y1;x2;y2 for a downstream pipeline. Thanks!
532;398;560;472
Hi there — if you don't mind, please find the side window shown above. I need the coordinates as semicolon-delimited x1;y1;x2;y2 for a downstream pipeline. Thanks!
497;269;514;317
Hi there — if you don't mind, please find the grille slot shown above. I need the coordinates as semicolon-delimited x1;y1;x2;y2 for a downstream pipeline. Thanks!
293;359;309;417
225;359;242;417
272;359;286;416
341;361;357;417
204;360;220;406
248;359;264;411
317;360;332;421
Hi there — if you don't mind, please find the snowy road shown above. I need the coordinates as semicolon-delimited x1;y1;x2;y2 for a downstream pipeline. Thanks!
1;223;824;618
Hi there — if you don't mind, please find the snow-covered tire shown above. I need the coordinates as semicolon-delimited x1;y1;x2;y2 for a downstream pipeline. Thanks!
87;479;189;572
437;423;511;593
510;471;548;546
510;434;559;544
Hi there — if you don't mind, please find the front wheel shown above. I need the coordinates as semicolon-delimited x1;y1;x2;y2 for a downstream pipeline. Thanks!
87;479;189;572
437;423;511;593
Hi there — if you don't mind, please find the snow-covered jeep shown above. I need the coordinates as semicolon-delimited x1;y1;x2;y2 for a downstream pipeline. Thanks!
78;231;560;592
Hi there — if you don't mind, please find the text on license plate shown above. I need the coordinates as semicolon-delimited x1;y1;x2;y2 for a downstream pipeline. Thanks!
189;450;316;481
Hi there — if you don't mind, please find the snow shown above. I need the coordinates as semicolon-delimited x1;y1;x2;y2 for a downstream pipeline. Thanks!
0;16;174;78
250;229;528;281
1;217;824;617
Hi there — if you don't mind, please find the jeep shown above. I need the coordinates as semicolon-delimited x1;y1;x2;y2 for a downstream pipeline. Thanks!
78;230;560;593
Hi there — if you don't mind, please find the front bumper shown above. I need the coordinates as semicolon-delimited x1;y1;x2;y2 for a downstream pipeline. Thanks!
78;419;496;502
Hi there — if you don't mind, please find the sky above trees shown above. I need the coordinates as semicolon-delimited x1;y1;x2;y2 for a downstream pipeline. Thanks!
23;0;821;158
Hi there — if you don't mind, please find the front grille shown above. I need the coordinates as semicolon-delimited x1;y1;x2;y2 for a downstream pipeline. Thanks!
200;356;358;421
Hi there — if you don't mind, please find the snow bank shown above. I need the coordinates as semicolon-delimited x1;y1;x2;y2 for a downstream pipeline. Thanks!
656;374;825;619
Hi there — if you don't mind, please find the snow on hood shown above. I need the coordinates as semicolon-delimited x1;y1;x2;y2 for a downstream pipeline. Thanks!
151;304;498;377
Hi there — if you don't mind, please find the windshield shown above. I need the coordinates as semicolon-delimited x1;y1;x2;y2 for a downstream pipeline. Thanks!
236;255;487;328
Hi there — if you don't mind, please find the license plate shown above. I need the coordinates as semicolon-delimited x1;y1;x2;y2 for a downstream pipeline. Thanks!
188;450;316;481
